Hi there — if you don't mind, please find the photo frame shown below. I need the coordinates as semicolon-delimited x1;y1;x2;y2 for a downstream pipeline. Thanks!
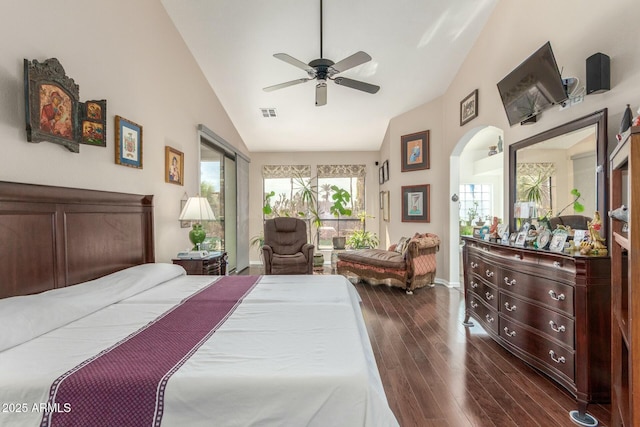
514;231;527;247
401;131;430;172
549;233;568;252
509;232;517;245
115;115;143;169
180;193;190;228
401;184;430;222
382;191;390;222
24;58;81;153
379;166;384;184
165;146;184;185
80;100;107;146
460;89;478;126
383;160;389;181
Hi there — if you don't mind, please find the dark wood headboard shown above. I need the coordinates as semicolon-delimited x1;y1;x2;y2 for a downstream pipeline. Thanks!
0;181;154;299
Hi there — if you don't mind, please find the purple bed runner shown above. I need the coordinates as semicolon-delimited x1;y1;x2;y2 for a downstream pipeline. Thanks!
41;275;261;427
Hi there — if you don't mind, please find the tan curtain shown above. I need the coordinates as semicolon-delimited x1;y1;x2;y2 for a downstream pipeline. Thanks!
262;164;311;179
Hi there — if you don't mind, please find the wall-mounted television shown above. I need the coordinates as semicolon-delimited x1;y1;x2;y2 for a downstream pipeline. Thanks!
497;42;567;126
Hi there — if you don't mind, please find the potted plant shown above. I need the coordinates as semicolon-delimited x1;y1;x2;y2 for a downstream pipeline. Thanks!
346;229;379;249
329;185;352;249
291;173;325;266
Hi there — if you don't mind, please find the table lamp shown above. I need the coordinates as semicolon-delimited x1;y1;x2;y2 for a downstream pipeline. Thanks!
179;196;216;250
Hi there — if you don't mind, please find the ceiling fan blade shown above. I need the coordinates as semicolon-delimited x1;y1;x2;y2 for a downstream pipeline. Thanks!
263;78;311;92
329;51;372;75
273;53;316;75
333;77;380;94
315;81;327;106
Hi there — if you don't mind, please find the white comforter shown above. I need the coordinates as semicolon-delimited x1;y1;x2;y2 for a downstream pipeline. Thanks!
0;264;399;427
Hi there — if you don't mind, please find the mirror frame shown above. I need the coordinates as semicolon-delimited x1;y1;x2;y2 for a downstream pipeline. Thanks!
508;109;608;237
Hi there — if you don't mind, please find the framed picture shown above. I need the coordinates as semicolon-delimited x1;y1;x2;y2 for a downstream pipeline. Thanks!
80;100;107;146
379;166;384;184
115;115;143;169
24;58;81;153
382;191;390;222
401;131;430;172
165;146;184;185
383;160;389;181
401;184;430;223
460;89;478;126
514;231;527;247
509;232;517;245
549;233;568;252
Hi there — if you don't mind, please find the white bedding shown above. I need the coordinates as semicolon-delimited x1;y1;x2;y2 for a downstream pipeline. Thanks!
0;264;399;427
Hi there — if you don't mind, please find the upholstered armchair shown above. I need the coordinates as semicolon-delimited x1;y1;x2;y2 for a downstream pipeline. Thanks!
262;217;314;274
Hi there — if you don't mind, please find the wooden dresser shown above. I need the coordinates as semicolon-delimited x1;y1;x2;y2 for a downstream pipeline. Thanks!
462;237;610;420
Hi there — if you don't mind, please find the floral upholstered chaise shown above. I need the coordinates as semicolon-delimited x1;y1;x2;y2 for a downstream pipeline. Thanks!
336;233;440;294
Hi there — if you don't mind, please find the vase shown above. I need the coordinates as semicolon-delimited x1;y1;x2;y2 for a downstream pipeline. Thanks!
488;146;498;156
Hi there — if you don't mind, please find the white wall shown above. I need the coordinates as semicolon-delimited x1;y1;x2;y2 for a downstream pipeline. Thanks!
248;151;380;264
387;0;640;282
0;0;249;262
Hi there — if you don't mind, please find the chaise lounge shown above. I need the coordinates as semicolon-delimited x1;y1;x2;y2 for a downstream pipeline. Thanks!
336;233;440;294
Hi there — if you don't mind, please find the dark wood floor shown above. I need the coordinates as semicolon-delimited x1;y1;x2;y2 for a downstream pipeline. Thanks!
239;267;611;426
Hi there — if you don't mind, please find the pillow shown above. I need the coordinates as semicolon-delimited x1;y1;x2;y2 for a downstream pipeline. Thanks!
394;237;408;255
0;263;185;353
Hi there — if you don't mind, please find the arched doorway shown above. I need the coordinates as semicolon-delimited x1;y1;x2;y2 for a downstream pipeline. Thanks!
449;126;504;286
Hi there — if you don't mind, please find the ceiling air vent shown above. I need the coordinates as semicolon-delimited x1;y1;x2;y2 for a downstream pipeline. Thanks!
260;108;277;118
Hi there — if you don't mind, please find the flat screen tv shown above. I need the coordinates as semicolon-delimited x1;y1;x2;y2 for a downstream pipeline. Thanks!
497;42;567;126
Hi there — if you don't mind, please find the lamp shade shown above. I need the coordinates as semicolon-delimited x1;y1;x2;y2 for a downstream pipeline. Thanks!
179;197;216;222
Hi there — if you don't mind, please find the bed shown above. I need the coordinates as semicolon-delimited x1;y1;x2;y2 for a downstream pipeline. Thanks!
0;181;398;427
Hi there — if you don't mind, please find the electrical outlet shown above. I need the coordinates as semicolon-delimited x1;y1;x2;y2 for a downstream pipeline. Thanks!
571;94;584;105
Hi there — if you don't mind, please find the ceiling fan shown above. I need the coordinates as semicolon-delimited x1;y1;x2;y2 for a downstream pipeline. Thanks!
263;0;380;106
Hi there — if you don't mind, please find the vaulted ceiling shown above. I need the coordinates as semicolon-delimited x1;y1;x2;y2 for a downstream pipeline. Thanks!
161;0;498;152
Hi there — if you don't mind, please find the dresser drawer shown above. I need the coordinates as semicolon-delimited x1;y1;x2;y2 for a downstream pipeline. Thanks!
468;275;498;310
499;268;574;316
500;317;575;382
499;293;574;347
467;295;499;336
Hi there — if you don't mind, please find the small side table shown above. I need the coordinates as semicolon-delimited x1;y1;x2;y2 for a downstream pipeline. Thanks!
172;251;227;275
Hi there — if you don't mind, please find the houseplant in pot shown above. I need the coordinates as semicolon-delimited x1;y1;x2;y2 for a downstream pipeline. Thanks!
329;185;352;249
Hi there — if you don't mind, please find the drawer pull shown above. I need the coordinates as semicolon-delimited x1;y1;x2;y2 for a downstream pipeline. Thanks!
503;327;516;337
553;261;561;267
470;300;478;309
503;277;516;286
485;314;495;323
549;350;566;364
548;290;566;301
471;281;478;289
485;269;494;278
470;262;478;269
485;292;495;301
549;321;566;333
504;302;517;312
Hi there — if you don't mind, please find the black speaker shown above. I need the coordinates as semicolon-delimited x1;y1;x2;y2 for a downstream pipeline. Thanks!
586;53;610;94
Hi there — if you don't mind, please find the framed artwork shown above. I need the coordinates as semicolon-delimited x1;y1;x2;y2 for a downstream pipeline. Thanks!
509;232;517;245
180;193;190;228
80;100;107;146
383;160;389;181
165;146;184;185
379;166;384;184
115;115;143;169
514;231;527;247
382;191;390;222
549;233;568;252
24;58;81;153
401;131;430;172
460;89;478;126
401;184;430;223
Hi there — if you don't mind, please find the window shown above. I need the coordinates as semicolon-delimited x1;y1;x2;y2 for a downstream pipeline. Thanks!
317;164;366;249
516;162;555;218
459;184;492;224
262;165;312;219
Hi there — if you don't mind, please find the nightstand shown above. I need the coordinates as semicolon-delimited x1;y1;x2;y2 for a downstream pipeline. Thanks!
172;251;227;275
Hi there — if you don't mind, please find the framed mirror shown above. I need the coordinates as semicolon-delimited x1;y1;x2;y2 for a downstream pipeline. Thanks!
508;109;608;238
